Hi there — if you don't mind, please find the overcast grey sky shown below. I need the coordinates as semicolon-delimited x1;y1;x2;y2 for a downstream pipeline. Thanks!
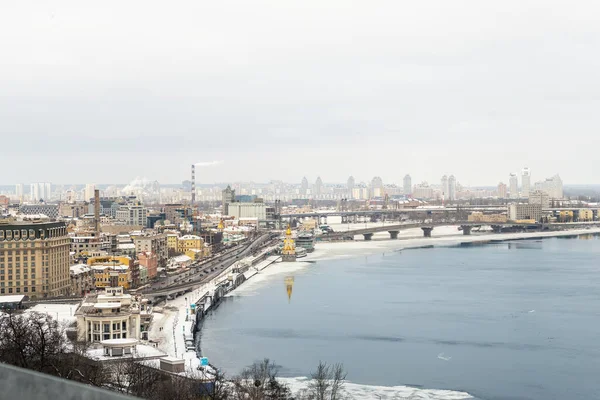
2;1;599;186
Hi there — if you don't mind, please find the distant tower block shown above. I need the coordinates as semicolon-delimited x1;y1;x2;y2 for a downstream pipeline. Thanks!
191;164;196;204
282;225;296;262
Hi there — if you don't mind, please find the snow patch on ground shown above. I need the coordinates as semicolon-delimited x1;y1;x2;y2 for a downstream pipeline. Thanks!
27;303;78;326
279;377;473;400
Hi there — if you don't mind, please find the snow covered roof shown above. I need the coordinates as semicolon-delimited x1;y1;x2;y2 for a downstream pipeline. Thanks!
180;234;201;240
172;255;192;263
101;338;138;346
94;302;122;309
70;264;91;274
0;295;25;303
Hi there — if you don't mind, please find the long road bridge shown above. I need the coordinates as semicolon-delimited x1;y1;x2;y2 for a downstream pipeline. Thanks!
321;221;600;240
281;207;600;225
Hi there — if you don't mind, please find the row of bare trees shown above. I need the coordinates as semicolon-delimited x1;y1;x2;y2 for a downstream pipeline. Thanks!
0;311;348;400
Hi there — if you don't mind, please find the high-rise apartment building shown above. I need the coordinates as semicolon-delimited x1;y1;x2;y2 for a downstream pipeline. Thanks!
29;182;52;202
347;176;355;198
0;221;70;297
222;185;235;214
314;177;323;197
84;184;96;202
534;175;563;199
521;168;531;198
440;175;449;199
403;175;412;195
509;173;519;198
448;175;457;201
300;177;309;196
15;184;23;202
370;177;384;198
497;182;507;198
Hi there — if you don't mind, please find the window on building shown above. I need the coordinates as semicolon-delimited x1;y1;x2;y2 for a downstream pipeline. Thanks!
31;287;35;292
103;333;110;340
103;323;110;333
8;288;12;293
122;321;127;330
24;287;28;293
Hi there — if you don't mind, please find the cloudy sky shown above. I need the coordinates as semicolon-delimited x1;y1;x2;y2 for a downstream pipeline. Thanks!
2;1;599;186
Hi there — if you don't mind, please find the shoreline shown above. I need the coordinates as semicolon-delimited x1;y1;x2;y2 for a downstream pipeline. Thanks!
305;226;600;263
196;226;599;399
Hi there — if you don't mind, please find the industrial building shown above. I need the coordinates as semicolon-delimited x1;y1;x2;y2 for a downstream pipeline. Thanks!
227;203;268;220
508;204;542;222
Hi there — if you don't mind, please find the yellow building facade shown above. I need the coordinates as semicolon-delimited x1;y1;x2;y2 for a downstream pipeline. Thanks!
87;256;132;289
559;211;574;222
178;235;204;252
579;209;593;222
167;233;179;251
92;266;131;289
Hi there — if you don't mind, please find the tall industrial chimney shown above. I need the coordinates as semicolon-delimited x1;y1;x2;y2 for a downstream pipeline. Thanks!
94;189;100;235
191;164;196;204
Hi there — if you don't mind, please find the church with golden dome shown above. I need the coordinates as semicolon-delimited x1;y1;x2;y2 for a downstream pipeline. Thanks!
281;225;296;262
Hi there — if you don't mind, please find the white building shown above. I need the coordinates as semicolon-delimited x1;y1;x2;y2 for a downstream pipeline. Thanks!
413;182;434;199
441;175;449;199
521;168;531;198
84;184;96;202
403;175;412;195
116;204;148;226
509;173;519;198
15;184;23;202
76;286;152;342
448;175;456;201
534;175;563;200
227;203;268;220
529;190;550;208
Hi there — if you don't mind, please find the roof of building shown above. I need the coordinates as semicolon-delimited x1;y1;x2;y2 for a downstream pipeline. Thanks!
0;295;26;304
179;234;201;240
70;264;91;275
94;302;123;309
172;255;192;263
101;338;138;346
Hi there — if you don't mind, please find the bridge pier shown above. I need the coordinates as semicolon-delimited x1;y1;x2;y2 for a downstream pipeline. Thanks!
388;231;399;239
461;225;472;235
341;215;348;224
363;233;374;241
421;227;433;237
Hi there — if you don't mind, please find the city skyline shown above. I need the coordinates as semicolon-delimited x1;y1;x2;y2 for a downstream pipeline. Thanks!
2;1;600;184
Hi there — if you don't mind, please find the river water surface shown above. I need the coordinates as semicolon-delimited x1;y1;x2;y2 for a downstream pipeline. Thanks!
200;235;600;400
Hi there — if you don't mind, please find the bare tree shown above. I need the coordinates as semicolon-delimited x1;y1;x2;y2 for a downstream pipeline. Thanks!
307;361;347;400
0;311;66;373
232;359;292;400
